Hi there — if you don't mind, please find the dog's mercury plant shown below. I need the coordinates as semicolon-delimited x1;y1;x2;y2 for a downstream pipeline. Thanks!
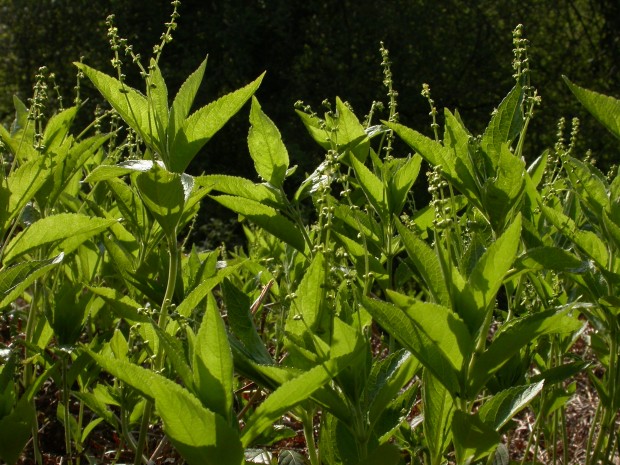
1;9;620;465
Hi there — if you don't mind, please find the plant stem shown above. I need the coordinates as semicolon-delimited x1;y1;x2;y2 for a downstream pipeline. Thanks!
301;408;320;465
134;233;179;465
61;353;74;465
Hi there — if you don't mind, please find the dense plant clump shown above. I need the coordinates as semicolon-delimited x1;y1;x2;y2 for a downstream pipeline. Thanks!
1;3;620;465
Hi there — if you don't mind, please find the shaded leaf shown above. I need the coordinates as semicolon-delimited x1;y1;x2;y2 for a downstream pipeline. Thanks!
88;351;243;465
213;195;306;253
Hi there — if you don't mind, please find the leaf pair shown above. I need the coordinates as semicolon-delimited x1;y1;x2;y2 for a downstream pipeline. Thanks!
77;58;264;173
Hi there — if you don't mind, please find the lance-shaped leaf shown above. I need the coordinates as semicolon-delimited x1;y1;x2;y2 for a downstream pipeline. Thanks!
4;156;51;229
248;97;289;187
199;174;282;207
513;246;587;274
74;63;154;149
563;155;609;218
350;156;388;221
480;84;524;168
469;308;582;395
386;121;481;209
240;350;356;447
362;296;462;396
285;252;327;341
169;57;208;144
3;214;117;264
364;349;420;428
423;371;454;465
168;73;264;173
146;58;169;158
478;381;544;431
386;290;473;371
540;204;609;268
192;293;234;423
388;154;422;215
395;219;450;306
222;278;273;365
88;351;243;465
452;410;500;465
334;97;369;162
42;106;78;150
481;144;526;232
0;253;64;309
457;213;522;335
443;110;481;201
213;195;306;253
84;159;158;183
564;76;620;140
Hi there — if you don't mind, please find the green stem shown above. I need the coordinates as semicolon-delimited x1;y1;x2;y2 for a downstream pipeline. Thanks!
134;233;179;465
585;401;602;465
61;354;74;465
301;409;320;465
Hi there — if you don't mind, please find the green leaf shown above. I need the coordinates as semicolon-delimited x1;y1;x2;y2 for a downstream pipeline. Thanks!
248;97;289;187
452;410;500;465
564;77;620;140
350;156;388;221
286;252;327;340
395;219;450;306
88;286;150;323
513;247;587;273
169;73;264;173
223;279;273;365
88;351;243;465
386;122;449;172
540;204;609;268
389;290;472;370
0;397;35;465
443;110;481;203
169;57;208;143
279;449;309;465
469;308;582;394
481;84;524;166
4;156;51;228
199;174;282;207
458;213;521;334
75;63;154;149
527;151;548;188
365;349;420;427
362;296;461;395
193;293;234;423
388;154;422;215
46;282;90;346
478;381;544;431
146;58;169;158
319;411;360;465
387;121;480;208
564;155;609;218
481;144;526;232
151;325;194;391
173;263;243;323
3;214;117;264
213;195;306;253
358;443;402;465
334;97;369;162
84;159;157;183
241;352;353;447
134;163;188;237
0;253;64;309
423;371;454;465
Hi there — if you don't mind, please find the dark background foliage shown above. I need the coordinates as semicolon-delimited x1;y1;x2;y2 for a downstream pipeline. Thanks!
1;0;618;245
